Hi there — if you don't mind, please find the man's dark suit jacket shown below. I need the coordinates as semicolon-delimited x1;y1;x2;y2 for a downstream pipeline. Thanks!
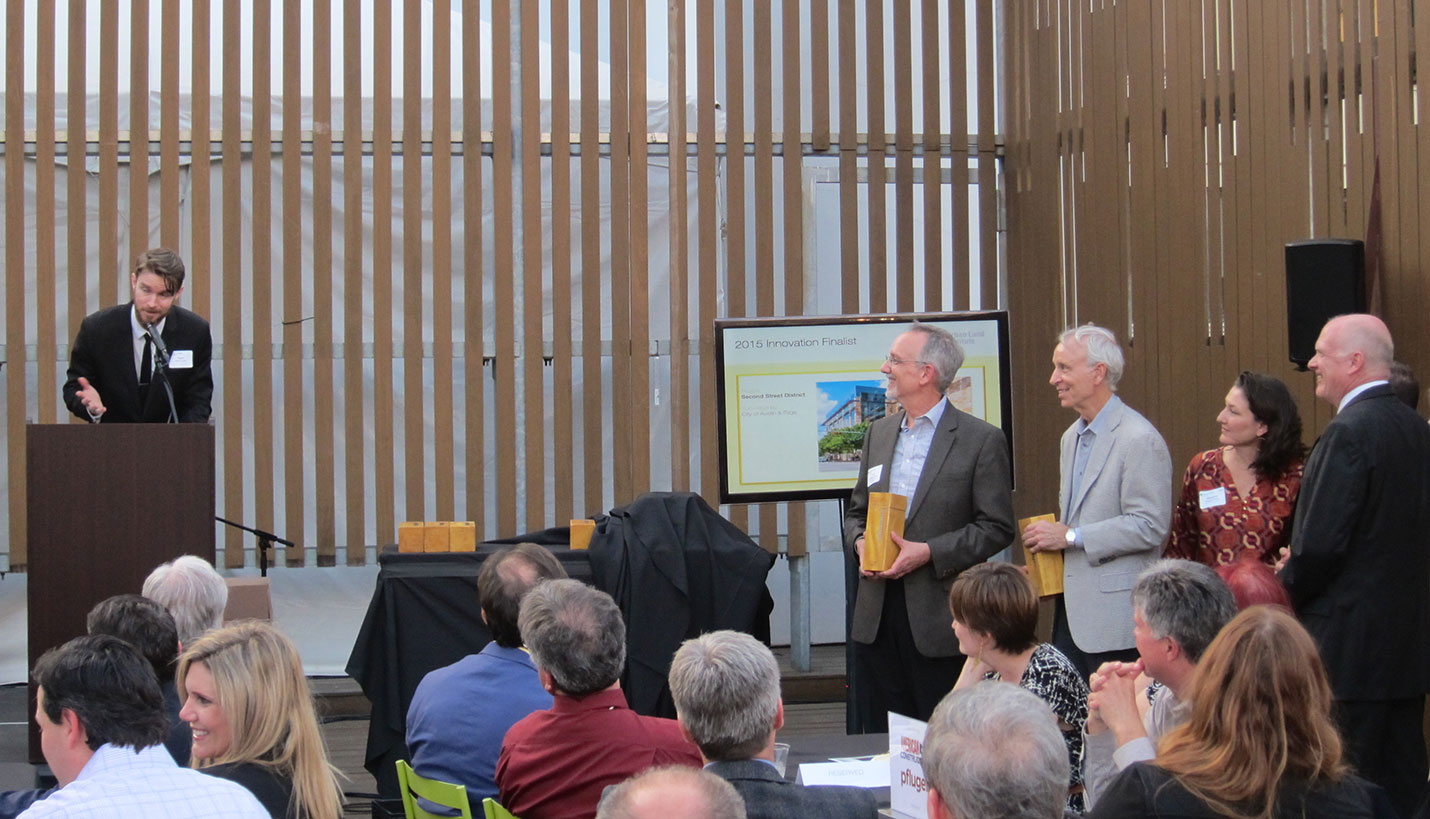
843;400;1016;657
705;759;878;819
1281;384;1430;700
62;303;213;423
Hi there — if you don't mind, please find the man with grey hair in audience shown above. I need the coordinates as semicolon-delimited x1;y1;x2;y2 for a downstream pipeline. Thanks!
924;683;1070;819
142;554;228;647
496;579;701;819
668;631;876;818
596;766;746;819
1024;323;1172;678
1081;559;1238;807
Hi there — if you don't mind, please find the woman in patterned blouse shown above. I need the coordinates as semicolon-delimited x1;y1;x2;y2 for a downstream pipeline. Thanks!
1167;372;1308;567
949;562;1089;812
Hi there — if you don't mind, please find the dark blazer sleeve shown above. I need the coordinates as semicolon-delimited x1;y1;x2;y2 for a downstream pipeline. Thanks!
62;312;107;421
1086;763;1159;818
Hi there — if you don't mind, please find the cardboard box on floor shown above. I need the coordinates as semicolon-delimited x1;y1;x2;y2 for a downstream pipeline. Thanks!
223;577;273;622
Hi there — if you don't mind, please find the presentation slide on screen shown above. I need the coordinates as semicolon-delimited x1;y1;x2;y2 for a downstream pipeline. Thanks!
719;316;1007;501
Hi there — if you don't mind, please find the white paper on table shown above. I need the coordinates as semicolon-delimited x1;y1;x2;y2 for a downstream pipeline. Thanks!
888;712;930;819
796;759;890;789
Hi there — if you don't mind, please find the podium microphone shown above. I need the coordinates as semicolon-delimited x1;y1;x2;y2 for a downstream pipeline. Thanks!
144;323;171;371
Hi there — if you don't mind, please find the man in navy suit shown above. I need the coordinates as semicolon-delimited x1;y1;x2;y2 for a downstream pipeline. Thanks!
62;248;212;423
1281;313;1430;817
668;630;877;819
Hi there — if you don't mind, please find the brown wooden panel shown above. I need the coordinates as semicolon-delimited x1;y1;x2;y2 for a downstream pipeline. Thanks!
281;0;305;565
188;0;210;322
522;0;545;529
838;0;859;314
312;0;336;564
551;0;574;519
68;0;87;354
463;0;486;532
867;0;888;312
892;0;914;310
696;0;719;503
948;0;969;310
100;1;119;300
432;0;456;523
252;0;277;562
810;0;830;151
580;0;603;517
221;0;244;567
159;0;180;245
403;0;427;522
753;0;776;552
129;0;149;261
343;0;368;564
35;1;57;423
492;0;517;535
724;0;747;534
6;0;27;566
610;0;633;508
628;0;652;506
974;0;996;309
920;0;941;309
669;0;690;491
373;0;398;546
783;0;807;557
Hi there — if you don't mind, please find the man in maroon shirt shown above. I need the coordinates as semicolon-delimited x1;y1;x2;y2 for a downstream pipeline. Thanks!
496;579;701;818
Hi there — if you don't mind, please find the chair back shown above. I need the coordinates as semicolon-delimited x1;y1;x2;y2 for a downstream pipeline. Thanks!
481;797;520;819
395;759;474;819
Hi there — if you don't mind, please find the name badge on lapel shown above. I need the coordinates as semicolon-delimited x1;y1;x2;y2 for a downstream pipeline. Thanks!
867;464;884;486
1198;486;1227;510
168;350;194;369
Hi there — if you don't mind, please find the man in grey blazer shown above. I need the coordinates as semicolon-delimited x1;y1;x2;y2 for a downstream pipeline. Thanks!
668;631;877;819
843;323;1015;730
1024;324;1172;678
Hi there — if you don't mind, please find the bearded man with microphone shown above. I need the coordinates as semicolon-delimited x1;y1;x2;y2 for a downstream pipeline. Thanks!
63;248;213;424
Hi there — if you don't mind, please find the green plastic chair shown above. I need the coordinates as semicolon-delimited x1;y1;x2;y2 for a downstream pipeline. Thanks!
395;759;474;819
481;798;520;819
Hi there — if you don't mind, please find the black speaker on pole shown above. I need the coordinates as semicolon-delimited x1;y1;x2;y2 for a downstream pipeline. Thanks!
1285;239;1366;370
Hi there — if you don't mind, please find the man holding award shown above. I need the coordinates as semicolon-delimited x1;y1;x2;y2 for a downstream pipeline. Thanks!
843;323;1015;731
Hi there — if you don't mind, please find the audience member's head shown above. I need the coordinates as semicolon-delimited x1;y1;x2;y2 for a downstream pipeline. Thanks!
1389;360;1420;410
177;621;342;819
477;543;569;648
1130;560;1238;690
668;630;781;762
1155;607;1344;816
34;634;168;785
1214;554;1292;611
1232;371;1307;480
946;562;1039;654
519;579;626;696
143;555;228;646
923;683;1068;819
86;594;181;684
1310;313;1394;405
596;765;746;819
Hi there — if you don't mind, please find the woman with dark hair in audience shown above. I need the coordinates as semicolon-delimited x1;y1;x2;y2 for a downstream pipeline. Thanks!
178;621;344;819
949;562;1088;812
1167;371;1307;566
1089;607;1394;818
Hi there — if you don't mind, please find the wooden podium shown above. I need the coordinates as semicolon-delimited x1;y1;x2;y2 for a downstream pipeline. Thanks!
25;423;215;761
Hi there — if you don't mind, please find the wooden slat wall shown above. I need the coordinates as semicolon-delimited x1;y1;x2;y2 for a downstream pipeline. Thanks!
3;0;1035;566
1005;0;1430;524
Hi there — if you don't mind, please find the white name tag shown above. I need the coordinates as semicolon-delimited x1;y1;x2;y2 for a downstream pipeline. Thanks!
1198;486;1228;510
868;464;884;486
168;349;194;369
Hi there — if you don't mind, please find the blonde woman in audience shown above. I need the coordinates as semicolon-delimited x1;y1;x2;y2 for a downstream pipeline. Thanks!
1089;607;1394;818
178;621;343;819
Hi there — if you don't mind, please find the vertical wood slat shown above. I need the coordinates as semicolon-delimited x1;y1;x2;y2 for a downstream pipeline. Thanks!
100;1;119;300
609;0;632;508
492;0;517;535
920;0;941;310
159;0;180;245
6;0;27;566
522;0;545;530
948;0;970;310
343;0;367;563
403;0;426;521
580;0;602;517
188;0;210;332
312;0;336;563
838;0;860;315
463;0;486;534
252;0;276;561
431;0;455;522
281;0;305;564
1390;0;1417;331
68;0;87;384
724;0;747;534
753;0;776;550
221;0;244;566
35;1;56;423
372;0;397;545
810;0;830;151
782;0;806;557
669;0;691;490
129;0;149;260
628;0;653;508
892;0;914;311
551;0;574;520
974;0;997;308
696;0;719;503
866;0;888;312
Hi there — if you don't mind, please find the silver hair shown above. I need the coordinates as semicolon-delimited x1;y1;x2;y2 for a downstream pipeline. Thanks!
1132;559;1238;663
908;322;966;392
141;555;228;647
518;578;626;696
1058;323;1125;390
596;766;746;819
668;631;781;761
923;683;1068;819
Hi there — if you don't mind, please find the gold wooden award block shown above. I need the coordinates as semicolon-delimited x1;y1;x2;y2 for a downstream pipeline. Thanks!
398;522;425;553
1018;513;1064;597
450;521;477;552
861;492;907;573
423;521;452;553
569;519;596;550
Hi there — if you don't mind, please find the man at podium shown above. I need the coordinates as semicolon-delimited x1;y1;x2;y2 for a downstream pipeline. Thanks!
61;248;213;423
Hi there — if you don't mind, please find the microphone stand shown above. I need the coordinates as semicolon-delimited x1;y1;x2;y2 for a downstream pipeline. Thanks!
214;516;294;577
146;329;180;424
